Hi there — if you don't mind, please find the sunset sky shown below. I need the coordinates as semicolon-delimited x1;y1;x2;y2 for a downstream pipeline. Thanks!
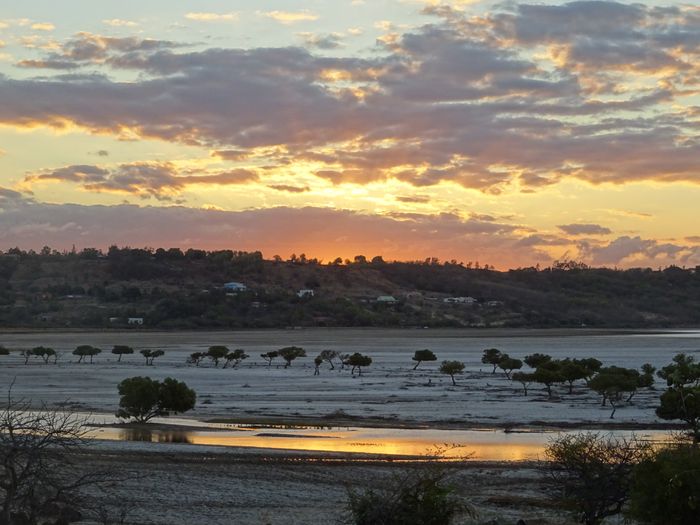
0;1;698;268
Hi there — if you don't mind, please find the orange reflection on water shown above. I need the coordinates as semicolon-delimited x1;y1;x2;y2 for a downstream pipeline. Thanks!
89;426;550;461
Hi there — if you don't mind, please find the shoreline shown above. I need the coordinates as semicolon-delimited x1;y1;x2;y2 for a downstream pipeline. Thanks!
2;326;695;337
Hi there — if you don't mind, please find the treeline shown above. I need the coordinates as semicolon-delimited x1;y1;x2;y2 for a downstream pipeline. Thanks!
2;246;700;328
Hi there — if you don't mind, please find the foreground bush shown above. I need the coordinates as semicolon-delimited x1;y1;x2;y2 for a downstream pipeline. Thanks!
347;452;473;525
545;433;651;525
627;444;700;524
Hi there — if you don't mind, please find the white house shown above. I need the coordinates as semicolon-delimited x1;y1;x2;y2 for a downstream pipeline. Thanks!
223;282;247;292
376;295;397;304
297;289;315;298
443;296;478;305
127;317;144;325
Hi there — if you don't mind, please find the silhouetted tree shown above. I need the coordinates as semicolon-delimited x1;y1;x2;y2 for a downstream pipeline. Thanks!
116;376;196;422
111;345;134;362
497;355;522;379
319;349;339;370
140;349;164;366
207;346;229;367
439;361;465;386
73;345;101;364
278;346;306;368
187;352;207;366
344;353;372;376
260;351;279;367
412;349;437;370
223;349;248;369
481;348;503;374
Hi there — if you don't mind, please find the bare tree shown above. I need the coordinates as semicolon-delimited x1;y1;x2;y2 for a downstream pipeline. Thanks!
0;392;120;524
545;433;652;525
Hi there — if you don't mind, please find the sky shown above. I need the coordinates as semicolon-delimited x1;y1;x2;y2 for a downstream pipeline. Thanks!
0;0;698;269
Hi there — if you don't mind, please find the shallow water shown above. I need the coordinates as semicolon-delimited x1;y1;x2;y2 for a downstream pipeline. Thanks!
86;421;667;461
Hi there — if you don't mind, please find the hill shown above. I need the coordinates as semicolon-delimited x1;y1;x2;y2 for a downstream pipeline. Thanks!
1;247;699;329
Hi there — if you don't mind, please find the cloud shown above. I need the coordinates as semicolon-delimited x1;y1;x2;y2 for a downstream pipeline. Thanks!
31;23;55;31
259;11;319;24
15;32;179;69
103;19;138;28
396;195;430;203
558;223;612;236
2;3;699;195
578;236;696;266
267;184;310;193
0;201;547;268
298;32;344;49
184;12;238;22
24;162;258;200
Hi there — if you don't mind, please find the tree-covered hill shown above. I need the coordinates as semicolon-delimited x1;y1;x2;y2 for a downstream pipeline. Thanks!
1;246;699;329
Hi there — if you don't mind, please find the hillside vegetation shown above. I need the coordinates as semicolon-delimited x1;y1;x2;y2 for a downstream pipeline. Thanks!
1;246;699;329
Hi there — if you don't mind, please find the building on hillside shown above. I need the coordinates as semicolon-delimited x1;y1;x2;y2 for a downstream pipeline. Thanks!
297;289;315;298
223;282;247;292
127;317;144;325
443;296;478;305
376;295;397;304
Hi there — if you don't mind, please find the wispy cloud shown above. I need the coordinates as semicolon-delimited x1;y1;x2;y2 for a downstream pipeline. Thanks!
259;10;319;24
24;162;258;201
30;22;55;31
185;12;238;22
558;224;612;236
103;19;138;27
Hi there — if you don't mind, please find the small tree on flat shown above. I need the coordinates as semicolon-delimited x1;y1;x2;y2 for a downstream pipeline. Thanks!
116;376;196;422
574;357;603;380
655;353;700;442
111;345;134;362
497;355;522;379
278;346;306;368
207;345;229;367
141;349;164;366
532;362;564;398
20;349;32;365
223;349;248;369
560;359;589;394
412;349;437;370
345;353;372;376
187;352;207;366
512;371;535;396
31;346;55;364
319;349;339;370
0;346;9;356
524;353;551;368
73;345;101;364
588;367;640;418
439;360;464;386
481;348;503;374
260;351;279;367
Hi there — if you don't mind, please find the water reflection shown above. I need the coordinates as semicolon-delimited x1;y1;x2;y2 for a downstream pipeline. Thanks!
86;425;667;462
119;428;193;444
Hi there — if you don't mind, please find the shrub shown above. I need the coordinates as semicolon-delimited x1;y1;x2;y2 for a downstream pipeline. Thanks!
627;444;700;524
545;433;652;525
347;453;473;525
116;376;196;422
